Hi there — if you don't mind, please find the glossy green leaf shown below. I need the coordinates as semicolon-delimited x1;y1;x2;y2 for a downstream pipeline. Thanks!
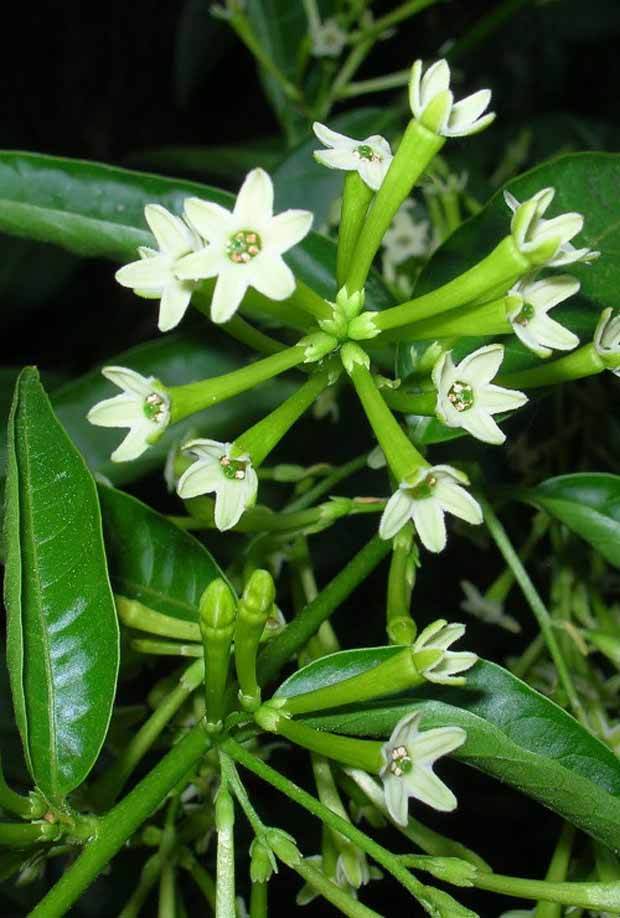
3;368;119;801
99;484;226;622
0;151;393;309
274;107;400;226
519;473;620;568
400;153;620;379
276;648;620;849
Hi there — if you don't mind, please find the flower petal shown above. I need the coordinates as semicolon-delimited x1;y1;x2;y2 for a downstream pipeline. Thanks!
411;498;446;553
87;394;139;428
404;765;457;812
436;479;483;526
111;422;152;463
234;168;274;225
211;268;250;324
115;255;170;290
214;480;249;531
459;344;504;385
408;60;423;117
175;246;223;281
446;89;491;133
528;314;579;352
409;726;467;764
477;383;528;414
383;775;410;827
158;279;194;332
312;121;358;151
460;408;506;445
144;204;193;258
444;111;495;138
249;255;296;301
535;212;583;247
379;489;413;540
419;59;450;109
102;366;153;397
183;197;232;243
264;210;313;255
358;157;388;191
184;438;228;461
524;275;580;312
177;460;223;500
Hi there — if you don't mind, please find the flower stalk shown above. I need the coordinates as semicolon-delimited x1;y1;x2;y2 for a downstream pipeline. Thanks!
337;172;375;286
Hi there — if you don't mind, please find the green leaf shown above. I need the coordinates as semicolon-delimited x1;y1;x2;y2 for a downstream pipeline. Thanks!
273;107;400;227
0;151;393;309
2;369;119;801
519;473;620;568
276;648;620;850
402;152;620;377
99;484;226;622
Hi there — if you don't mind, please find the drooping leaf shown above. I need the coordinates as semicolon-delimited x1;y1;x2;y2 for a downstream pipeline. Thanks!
519;473;620;568
3;368;119;801
0;151;393;310
276;648;620;850
99;484;226;622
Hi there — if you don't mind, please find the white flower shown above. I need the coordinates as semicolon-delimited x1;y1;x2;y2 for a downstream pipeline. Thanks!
380;711;466;825
412;619;478;685
87;367;170;462
175;169;313;324
310;17;347;58
460;581;521;633
433;344;528;445
382;201;431;264
312;123;393;191
379;465;482;552
507;275;580;357
409;59;495;137
594;308;620;376
115;205;200;332
504;187;599;267
176;439;258;531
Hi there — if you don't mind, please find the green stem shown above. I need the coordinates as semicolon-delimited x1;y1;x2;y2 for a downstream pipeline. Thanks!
471;870;620;912
184;495;383;534
178;849;216;910
234;363;338;467
534;822;575;918
348;358;426;481
0;754;44;819
30;725;211;918
0;820;60;846
285;454;368;513
256;535;390;686
441;191;461;235
399;294;512;342
250;880;268;918
347;120;445;292
338;172;374;288
228;13;303;103
481;498;587;725
498;343;604;390
214;775;236;918
373;236;528;336
118;853;161;918
89;659;204;810
218;315;286;358
131;638;202;658
293;859;383;917
170;346;307;423
382;388;437;416
115;596;200;642
386;524;417;644
222;738;434;905
340;69;410;99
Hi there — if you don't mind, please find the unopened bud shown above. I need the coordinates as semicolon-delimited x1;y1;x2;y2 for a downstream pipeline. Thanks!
265;828;301;868
250;837;276;883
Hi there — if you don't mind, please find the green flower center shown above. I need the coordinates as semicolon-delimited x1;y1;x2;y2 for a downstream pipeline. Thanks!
143;392;167;423
220;456;248;481
389;745;413;777
409;473;438;500
447;380;475;412
227;230;262;264
355;144;380;162
514;302;535;326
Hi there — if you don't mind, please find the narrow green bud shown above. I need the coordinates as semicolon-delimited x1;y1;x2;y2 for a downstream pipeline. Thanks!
250;837;276;883
215;785;235;831
299;331;339;363
340;342;370;375
235;570;276;709
199;579;237;729
347;311;381;341
408;856;477;887
265;829;301;868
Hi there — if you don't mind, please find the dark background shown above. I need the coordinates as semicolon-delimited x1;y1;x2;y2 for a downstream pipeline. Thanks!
1;0;619;914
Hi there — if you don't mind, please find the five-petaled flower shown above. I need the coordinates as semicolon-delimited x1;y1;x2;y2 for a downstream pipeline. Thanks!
412;619;478;685
177;439;258;531
379;464;482;552
594;307;620;376
505;187;599;268
115;204;200;332
409;59;495;137
175;168;313;324
380;711;466;825
507;274;580;357
87;366;170;462
433;344;528;445
313;122;393;191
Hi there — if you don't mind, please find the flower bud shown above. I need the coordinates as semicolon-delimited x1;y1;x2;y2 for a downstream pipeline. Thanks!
199;579;237;728
235;570;277;710
250;837;276;883
265;828;301;868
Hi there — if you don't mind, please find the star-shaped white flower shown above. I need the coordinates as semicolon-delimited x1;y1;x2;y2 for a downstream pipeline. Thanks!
115;205;199;332
382;201;430;264
310;17;347;58
594;308;620;377
507;275;580;357
87;366;170;462
412;619;478;685
174;169;313;324
176;438;258;531
504;187;599;268
433;344;528;445
379;464;482;552
380;711;466;826
460;581;521;633
313;123;393;191
409;59;495;137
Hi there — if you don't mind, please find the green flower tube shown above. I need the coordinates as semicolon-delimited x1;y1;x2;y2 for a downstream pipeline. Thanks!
199;579;237;730
235;570;277;710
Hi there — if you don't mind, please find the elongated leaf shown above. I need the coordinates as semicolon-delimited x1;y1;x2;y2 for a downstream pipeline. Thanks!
276;648;620;849
3;369;119;801
0;151;393;310
520;473;620;568
274;108;400;226
400;153;620;379
99;484;225;622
